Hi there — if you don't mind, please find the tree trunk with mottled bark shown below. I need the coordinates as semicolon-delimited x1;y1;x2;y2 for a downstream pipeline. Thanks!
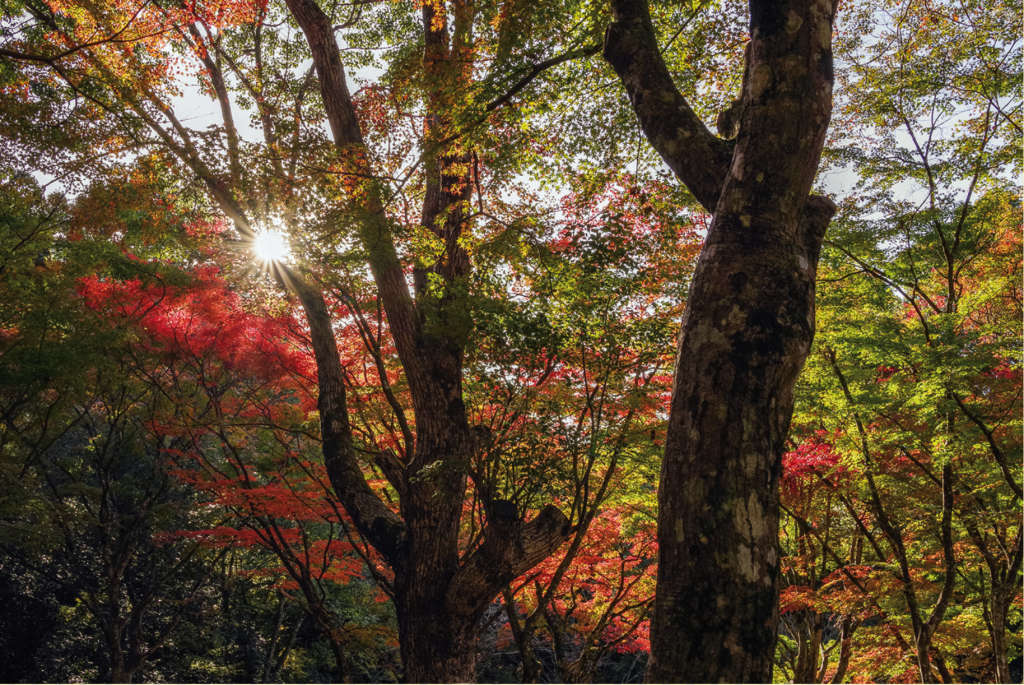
603;0;838;681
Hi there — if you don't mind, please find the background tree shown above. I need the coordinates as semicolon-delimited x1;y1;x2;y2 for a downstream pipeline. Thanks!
468;175;683;683
779;0;1022;680
0;170;235;684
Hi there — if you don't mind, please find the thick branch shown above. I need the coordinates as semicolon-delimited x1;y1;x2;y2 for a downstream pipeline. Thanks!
446;504;570;617
602;0;733;211
280;0;363;148
283;0;437;428
920;464;957;644
291;278;406;564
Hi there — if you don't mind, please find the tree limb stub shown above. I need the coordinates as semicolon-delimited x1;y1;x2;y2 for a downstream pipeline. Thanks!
446;504;571;618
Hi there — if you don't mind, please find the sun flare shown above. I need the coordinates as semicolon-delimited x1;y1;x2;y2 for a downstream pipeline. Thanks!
254;230;290;263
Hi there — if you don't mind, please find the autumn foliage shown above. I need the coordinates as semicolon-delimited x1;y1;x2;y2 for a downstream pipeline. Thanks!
0;0;1020;681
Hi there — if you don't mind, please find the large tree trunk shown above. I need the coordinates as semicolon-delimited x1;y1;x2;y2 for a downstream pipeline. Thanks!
647;185;831;683
603;0;838;680
273;1;575;679
395;599;479;683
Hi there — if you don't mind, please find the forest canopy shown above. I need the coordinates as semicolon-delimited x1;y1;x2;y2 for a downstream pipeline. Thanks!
0;0;1019;682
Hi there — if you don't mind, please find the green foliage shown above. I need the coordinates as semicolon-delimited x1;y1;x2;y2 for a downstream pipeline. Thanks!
0;0;1019;680
778;0;1021;679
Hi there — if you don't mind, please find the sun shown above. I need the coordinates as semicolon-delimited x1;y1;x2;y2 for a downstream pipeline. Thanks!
253;229;290;263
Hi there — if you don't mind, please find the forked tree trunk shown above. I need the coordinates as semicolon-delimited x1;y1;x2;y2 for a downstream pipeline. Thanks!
790;612;824;683
830;616;859;684
603;0;839;680
270;1;576;679
971;523;1022;683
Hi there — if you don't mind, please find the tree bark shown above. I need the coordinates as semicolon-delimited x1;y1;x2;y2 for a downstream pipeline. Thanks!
792;612;823;683
502;585;544;684
969;523;1022;684
603;0;838;681
104;622;133;684
991;589;1010;684
829;616;858;684
276;1;574;679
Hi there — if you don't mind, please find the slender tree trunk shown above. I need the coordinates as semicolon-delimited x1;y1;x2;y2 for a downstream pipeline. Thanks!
930;645;953;684
104;623;133;684
519;635;543;684
967;521;1022;683
502;586;543;683
262;592;288;683
264;611;303;683
991;589;1010;683
793;612;823;683
325;629;351;684
916;639;938;683
827;616;858;684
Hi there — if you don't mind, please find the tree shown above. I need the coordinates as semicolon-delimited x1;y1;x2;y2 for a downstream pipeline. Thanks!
776;434;865;684
0;168;411;682
482;180;673;682
0;0;610;677
785;190;1022;681
0;174;235;684
76;258;377;682
501;512;657;683
601;0;839;679
788;0;1023;678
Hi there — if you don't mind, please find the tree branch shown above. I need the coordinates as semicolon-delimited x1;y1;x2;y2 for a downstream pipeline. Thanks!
602;0;734;212
446;504;570;617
